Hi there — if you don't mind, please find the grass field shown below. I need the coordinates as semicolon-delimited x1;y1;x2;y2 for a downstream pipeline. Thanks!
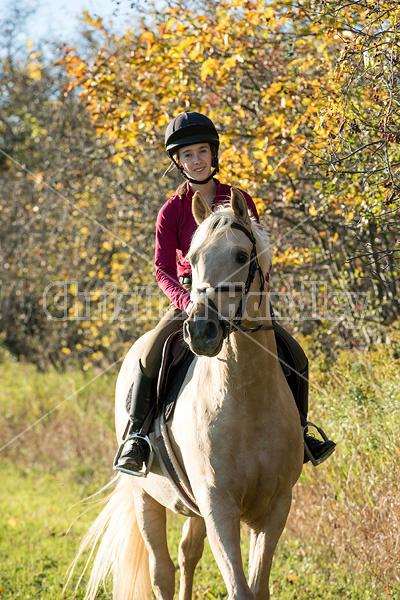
1;331;400;599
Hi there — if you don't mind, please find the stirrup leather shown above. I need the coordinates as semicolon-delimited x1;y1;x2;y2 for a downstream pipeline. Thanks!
303;422;335;467
113;433;154;477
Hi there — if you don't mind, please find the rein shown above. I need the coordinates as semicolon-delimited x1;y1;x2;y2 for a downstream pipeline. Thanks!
205;221;274;338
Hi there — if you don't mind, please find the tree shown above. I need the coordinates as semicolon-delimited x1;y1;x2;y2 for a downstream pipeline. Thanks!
60;0;399;351
0;26;174;369
305;0;400;295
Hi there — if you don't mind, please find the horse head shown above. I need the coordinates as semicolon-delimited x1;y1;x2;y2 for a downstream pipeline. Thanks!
184;188;272;356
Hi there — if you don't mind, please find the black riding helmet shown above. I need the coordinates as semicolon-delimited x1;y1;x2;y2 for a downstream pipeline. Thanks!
165;111;220;185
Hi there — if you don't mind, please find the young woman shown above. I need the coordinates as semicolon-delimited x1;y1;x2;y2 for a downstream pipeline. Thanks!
115;111;335;475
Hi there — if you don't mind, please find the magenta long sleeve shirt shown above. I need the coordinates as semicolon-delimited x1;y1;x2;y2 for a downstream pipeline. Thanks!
155;180;260;312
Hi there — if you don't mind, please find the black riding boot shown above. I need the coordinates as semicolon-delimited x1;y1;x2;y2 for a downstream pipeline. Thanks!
297;363;336;466
114;360;158;475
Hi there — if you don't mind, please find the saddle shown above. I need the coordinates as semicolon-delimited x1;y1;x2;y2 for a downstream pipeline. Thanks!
125;330;195;419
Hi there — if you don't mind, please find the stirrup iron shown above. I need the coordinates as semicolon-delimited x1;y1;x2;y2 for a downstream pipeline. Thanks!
113;433;154;477
303;421;334;467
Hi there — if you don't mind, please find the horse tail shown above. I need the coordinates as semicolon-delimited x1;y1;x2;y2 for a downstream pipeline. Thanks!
66;474;152;600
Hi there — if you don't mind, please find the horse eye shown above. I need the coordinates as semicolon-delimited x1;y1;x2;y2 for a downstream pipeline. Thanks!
190;253;198;266
236;251;248;264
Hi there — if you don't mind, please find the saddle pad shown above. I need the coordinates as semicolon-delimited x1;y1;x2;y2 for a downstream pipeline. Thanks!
157;330;195;421
163;350;195;421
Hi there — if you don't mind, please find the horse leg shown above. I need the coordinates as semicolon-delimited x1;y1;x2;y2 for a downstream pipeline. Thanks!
249;525;257;570
178;516;207;600
248;491;293;600
134;489;175;600
202;498;255;600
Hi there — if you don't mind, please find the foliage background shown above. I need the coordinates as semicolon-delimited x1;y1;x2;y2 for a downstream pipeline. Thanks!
1;0;399;368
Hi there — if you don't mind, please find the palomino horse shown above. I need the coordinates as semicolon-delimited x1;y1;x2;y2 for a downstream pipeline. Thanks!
72;188;303;600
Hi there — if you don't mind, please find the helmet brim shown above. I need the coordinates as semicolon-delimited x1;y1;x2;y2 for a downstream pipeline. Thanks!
166;133;219;154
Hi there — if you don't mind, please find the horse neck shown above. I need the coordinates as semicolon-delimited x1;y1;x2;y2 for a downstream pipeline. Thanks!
219;291;277;383
208;325;280;409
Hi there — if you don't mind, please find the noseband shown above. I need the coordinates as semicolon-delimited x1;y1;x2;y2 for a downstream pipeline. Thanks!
204;221;274;338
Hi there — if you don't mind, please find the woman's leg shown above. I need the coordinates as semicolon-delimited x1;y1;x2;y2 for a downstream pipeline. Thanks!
115;305;187;475
141;305;187;378
274;322;336;466
273;322;308;422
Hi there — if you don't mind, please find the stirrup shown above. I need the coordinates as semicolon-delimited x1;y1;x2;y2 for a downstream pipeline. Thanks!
113;433;154;477
303;422;335;467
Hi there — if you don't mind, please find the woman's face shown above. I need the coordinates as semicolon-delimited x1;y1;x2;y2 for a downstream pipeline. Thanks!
177;143;213;182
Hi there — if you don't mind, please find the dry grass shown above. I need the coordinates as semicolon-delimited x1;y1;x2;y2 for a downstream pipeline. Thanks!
288;327;400;589
0;349;118;486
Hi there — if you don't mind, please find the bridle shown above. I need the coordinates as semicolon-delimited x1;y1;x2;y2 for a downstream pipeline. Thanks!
202;221;275;339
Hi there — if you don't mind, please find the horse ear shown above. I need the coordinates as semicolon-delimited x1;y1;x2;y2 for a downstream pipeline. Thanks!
192;191;212;225
231;188;251;227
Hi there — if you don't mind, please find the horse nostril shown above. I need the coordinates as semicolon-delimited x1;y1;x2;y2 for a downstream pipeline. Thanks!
204;320;218;344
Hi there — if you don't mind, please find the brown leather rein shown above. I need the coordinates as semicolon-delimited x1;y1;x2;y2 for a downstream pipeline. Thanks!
205;221;275;338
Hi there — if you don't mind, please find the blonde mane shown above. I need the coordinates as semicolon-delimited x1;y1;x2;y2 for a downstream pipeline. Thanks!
187;205;272;274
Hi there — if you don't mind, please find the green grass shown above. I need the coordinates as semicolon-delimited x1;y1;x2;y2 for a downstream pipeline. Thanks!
0;461;103;599
1;333;400;599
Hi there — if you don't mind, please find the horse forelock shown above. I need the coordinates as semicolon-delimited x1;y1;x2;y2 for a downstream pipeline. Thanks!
190;284;216;306
187;205;272;274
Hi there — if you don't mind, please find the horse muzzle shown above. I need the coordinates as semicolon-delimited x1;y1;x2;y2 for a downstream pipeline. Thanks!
183;302;225;357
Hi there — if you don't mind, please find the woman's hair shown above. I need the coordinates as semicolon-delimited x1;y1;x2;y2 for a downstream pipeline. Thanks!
170;142;218;200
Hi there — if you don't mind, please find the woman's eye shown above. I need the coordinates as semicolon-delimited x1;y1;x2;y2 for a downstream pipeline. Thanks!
236;251;248;264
